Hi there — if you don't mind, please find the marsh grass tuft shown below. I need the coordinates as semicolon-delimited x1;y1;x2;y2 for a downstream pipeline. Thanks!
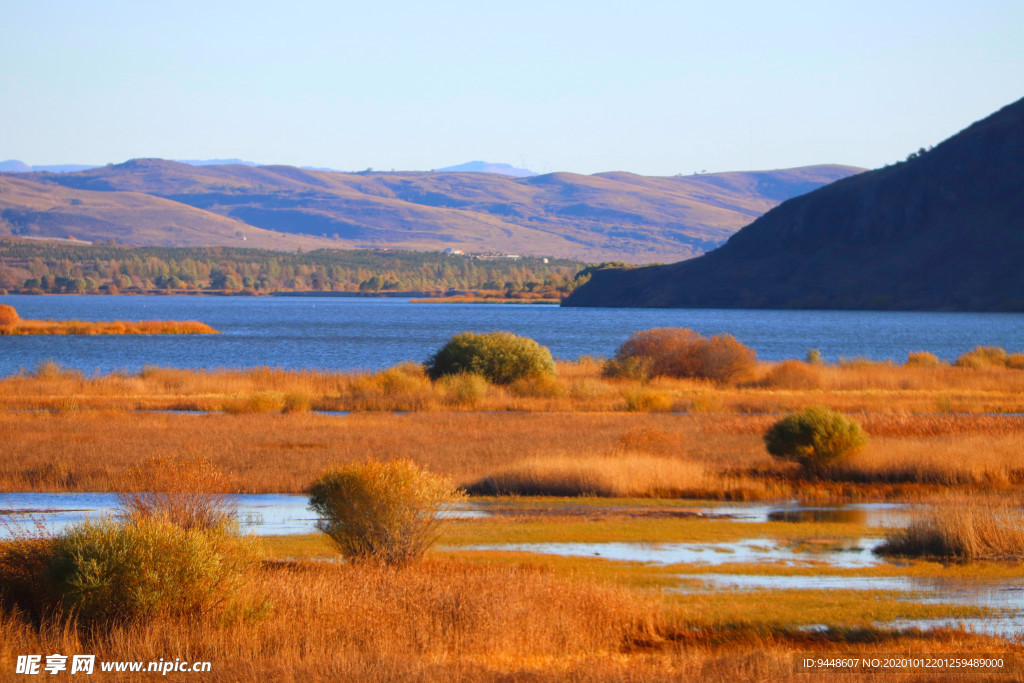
878;501;1024;560
465;453;716;497
440;372;489;407
117;456;237;531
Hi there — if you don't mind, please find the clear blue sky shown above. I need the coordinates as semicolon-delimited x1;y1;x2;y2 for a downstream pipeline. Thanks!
2;0;1021;175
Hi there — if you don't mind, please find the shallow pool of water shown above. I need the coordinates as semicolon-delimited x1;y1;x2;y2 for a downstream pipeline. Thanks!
0;492;484;537
458;538;886;568
706;502;913;528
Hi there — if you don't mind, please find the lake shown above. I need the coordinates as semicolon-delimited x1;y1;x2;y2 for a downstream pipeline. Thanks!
2;294;1023;376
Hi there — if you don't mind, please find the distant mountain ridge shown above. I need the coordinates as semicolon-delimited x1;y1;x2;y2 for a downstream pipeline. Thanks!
0;160;863;262
434;161;536;177
563;97;1024;310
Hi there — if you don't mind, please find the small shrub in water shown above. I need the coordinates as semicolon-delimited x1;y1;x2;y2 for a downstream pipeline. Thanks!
308;460;463;565
118;456;237;531
426;331;555;385
764;407;867;474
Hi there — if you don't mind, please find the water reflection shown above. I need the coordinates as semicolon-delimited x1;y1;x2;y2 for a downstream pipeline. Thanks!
458;538;886;568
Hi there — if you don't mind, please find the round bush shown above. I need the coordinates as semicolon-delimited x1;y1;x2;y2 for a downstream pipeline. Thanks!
604;328;756;384
0;304;19;326
426;331;556;384
45;516;256;624
764;407;867;473
309;460;463;566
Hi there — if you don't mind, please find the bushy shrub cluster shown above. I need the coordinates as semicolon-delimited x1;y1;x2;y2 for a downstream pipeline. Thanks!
426;331;556;384
46;517;256;624
954;345;1024;369
0;304;19;325
0;458;256;627
309;460;463;566
764;407;867;474
603;328;756;384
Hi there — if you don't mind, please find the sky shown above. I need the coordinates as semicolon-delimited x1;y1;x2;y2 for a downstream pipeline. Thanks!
1;0;1022;176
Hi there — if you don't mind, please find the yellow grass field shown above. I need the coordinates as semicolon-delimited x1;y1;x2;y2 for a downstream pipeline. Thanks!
3;358;1024;680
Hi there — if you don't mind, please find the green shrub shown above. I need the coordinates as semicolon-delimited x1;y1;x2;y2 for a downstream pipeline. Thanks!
426;331;556;385
604;328;756;384
308;460;463;565
45;516;256;624
764;407;867;474
0;304;18;326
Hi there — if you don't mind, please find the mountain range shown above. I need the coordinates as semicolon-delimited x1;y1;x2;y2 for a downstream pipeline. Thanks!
564;97;1024;310
0;161;861;262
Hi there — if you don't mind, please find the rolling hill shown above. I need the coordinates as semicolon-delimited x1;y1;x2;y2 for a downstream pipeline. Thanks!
0;161;862;263
563;97;1024;310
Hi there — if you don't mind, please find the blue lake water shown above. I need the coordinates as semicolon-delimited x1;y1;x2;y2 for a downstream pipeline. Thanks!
1;294;1023;376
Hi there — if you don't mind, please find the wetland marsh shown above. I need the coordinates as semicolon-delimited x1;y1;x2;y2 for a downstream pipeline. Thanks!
2;296;1024;679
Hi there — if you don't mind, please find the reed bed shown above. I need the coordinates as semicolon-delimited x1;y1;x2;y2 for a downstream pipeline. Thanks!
878;500;1024;560
464;453;780;499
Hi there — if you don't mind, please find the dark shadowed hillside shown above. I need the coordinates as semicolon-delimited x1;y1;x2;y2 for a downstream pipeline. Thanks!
564;97;1024;310
0;161;861;263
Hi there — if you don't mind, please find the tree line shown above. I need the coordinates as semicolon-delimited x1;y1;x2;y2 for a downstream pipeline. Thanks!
0;240;588;296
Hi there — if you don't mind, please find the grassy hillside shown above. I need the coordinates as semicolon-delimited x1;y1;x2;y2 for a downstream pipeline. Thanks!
1;161;863;263
564;97;1024;310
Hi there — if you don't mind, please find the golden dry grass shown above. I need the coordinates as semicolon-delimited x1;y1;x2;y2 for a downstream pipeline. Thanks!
2;358;1024;414
0;556;1017;681
0;409;1022;502
464;453;780;499
0;558;665;680
0;319;217;335
879;499;1024;560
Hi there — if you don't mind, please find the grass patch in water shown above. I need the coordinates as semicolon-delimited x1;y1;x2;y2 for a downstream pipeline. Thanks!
665;588;992;631
437;516;877;545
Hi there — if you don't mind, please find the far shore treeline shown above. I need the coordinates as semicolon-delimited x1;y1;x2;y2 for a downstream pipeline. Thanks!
0;239;586;297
